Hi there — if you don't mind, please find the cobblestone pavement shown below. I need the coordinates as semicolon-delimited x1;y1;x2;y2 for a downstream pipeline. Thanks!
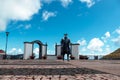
0;60;120;80
0;74;120;80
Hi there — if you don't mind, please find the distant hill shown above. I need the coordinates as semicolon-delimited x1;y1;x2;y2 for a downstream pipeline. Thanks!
102;48;120;60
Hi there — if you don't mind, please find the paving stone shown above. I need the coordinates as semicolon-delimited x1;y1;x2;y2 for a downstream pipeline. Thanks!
0;60;120;80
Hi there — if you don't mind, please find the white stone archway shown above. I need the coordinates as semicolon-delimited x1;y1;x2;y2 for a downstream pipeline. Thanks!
23;40;47;59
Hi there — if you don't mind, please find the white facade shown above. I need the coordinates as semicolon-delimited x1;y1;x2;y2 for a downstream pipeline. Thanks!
24;41;47;59
56;45;61;56
56;44;80;60
42;45;47;56
71;44;79;59
47;55;56;60
24;42;33;59
23;41;79;60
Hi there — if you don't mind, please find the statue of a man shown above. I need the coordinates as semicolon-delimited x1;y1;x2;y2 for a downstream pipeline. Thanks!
61;34;71;61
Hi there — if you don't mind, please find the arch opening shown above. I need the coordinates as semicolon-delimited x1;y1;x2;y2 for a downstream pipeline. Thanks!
32;40;43;59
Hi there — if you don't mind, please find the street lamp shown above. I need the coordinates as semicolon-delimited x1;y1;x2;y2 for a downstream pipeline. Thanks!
5;32;9;59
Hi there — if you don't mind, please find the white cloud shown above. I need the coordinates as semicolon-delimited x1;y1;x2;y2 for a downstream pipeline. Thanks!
33;47;39;54
42;11;56;21
25;24;31;29
60;0;72;8
111;27;120;46
33;48;39;58
0;0;41;31
81;47;87;52
105;45;111;54
47;49;55;55
105;32;110;38
115;27;120;35
9;48;17;53
41;0;53;4
16;24;24;29
80;0;95;8
8;48;23;55
112;36;120;46
18;49;23;54
77;39;87;46
87;38;104;52
16;24;31;30
0;19;7;31
101;31;110;42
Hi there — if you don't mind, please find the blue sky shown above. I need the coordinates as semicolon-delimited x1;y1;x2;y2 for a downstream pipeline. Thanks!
0;0;120;56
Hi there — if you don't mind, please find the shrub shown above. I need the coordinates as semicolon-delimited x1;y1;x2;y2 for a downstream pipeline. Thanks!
57;55;62;59
79;55;88;60
30;56;35;59
42;55;47;59
70;55;75;60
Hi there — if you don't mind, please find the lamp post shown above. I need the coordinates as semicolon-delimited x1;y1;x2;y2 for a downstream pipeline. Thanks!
5;32;9;59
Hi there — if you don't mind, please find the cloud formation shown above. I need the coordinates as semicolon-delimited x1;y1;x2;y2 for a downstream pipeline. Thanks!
80;0;95;8
60;0;72;8
87;38;104;52
101;31;111;42
105;45;111;54
77;39;87;46
42;11;56;21
112;36;120;46
41;0;53;4
47;49;55;55
33;48;39;54
78;27;120;55
105;32;110;38
25;24;31;29
8;48;23;55
115;27;120;35
0;0;41;31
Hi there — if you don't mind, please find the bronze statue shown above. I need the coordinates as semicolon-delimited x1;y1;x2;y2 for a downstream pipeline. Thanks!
61;34;71;61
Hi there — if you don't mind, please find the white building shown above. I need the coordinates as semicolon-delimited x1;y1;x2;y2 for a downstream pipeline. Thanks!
24;40;47;59
56;43;80;60
23;40;80;60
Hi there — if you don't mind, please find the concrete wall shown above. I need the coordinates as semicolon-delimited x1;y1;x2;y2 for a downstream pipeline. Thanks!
56;45;61;56
71;44;79;59
24;43;33;59
42;45;47;56
23;42;79;60
47;55;56;60
24;42;47;59
56;44;80;60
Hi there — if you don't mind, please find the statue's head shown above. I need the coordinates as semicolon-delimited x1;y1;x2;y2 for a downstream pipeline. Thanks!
64;33;68;39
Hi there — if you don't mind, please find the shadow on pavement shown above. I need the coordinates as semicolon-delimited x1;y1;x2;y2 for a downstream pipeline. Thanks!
0;68;108;75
